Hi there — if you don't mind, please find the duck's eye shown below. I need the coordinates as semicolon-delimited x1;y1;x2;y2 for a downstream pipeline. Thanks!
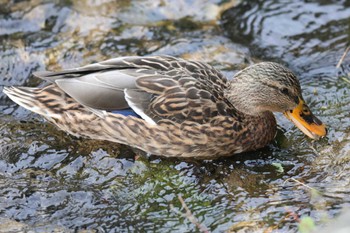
280;88;289;95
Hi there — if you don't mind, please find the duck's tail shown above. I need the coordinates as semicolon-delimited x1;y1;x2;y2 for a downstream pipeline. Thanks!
3;85;71;118
3;85;208;158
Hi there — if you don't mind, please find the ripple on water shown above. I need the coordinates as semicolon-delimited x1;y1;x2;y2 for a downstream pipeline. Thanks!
222;0;350;75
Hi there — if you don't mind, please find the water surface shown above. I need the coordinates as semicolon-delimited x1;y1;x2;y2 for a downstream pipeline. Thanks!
0;0;350;232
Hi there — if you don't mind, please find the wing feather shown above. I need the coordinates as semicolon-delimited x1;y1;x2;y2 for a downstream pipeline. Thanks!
32;56;236;124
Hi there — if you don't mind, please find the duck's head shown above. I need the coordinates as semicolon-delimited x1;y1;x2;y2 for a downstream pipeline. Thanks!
227;62;327;139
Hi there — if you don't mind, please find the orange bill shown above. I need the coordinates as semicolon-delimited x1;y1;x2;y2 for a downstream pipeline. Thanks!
284;99;327;139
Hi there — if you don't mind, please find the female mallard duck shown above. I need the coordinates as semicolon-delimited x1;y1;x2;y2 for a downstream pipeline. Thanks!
3;56;327;159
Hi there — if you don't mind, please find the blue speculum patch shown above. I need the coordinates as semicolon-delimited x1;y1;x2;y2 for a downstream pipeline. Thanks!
111;108;141;118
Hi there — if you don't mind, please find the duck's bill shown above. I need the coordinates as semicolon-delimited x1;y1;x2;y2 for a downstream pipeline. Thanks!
284;99;327;140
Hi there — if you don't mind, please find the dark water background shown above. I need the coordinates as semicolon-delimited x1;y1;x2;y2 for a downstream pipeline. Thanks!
0;0;349;232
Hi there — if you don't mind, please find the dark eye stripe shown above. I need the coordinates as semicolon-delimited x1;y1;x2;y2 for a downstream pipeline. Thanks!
262;82;299;103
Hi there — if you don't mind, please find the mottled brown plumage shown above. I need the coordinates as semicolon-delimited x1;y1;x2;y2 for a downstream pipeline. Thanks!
3;55;326;159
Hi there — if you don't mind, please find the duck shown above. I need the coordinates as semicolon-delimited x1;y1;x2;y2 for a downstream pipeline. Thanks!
3;55;327;159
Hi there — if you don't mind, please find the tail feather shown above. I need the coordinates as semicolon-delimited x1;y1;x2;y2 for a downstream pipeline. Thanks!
4;86;46;115
3;85;68;118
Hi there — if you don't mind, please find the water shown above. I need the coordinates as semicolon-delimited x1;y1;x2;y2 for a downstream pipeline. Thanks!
0;0;350;232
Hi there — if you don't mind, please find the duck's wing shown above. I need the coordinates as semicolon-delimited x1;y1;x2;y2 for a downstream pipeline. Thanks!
32;56;238;124
34;63;154;111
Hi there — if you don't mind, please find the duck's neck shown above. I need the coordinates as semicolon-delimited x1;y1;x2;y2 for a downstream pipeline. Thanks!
241;111;277;152
224;77;278;151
